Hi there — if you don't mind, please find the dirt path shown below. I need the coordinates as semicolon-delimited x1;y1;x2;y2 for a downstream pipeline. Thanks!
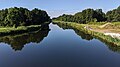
84;26;120;39
91;29;120;39
104;33;120;39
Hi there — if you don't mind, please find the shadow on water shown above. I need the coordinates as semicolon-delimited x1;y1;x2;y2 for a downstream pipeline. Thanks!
0;28;50;51
56;23;120;53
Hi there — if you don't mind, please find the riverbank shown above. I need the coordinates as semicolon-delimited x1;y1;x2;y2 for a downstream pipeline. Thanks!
0;25;41;36
83;22;120;39
53;21;120;46
0;22;50;36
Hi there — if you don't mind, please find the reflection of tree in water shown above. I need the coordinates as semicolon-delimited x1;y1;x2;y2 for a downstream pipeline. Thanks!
74;29;93;40
94;36;120;53
109;46;120;53
0;29;50;51
57;23;93;40
56;23;120;53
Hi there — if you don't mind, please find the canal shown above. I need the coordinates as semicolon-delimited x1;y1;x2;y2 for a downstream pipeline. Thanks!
0;23;120;67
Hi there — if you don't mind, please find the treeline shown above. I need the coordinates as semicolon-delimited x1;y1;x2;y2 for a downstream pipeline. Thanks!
0;7;50;27
53;6;120;23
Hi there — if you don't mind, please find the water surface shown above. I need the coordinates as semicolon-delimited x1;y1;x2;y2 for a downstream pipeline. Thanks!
0;23;120;67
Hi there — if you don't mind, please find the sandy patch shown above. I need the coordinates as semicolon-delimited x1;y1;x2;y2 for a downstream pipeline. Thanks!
104;33;120;39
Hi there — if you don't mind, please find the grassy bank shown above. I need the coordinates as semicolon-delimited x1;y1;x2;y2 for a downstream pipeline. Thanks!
53;21;120;46
0;25;42;36
0;21;50;36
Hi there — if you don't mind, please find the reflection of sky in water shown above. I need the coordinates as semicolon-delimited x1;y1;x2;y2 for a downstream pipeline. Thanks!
49;23;63;30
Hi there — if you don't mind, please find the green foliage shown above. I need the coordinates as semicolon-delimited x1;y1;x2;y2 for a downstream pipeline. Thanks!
53;6;120;24
53;14;74;22
54;8;106;23
106;6;120;22
0;7;50;27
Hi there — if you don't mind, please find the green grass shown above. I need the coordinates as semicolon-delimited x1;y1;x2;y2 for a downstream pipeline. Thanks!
0;25;41;32
88;22;107;25
0;25;41;36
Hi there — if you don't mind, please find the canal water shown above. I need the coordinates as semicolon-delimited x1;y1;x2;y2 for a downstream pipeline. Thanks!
0;23;120;67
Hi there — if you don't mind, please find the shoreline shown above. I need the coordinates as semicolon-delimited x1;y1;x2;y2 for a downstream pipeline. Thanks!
0;22;50;36
0;25;41;36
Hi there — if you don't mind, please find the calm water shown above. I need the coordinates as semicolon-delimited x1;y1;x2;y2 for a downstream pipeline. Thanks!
0;23;120;67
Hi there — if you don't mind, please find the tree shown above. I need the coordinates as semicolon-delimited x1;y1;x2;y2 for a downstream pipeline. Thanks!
54;6;120;23
0;7;50;27
106;6;120;22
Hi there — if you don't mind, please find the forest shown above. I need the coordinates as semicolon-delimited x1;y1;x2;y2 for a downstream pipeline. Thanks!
0;7;50;27
53;6;120;24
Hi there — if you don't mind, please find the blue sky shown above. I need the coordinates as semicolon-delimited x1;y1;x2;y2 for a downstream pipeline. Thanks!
0;0;120;18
